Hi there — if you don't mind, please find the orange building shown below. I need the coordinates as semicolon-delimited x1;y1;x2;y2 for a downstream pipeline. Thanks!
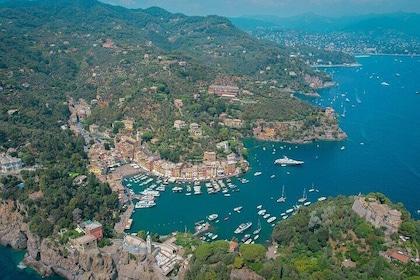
85;221;103;241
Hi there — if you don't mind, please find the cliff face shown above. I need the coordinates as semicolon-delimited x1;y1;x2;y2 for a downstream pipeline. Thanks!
0;200;28;250
24;236;118;279
0;199;165;279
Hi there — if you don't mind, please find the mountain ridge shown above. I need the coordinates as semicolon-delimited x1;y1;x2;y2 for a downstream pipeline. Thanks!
230;12;420;36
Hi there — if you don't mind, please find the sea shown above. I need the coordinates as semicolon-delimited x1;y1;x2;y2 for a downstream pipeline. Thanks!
1;55;419;279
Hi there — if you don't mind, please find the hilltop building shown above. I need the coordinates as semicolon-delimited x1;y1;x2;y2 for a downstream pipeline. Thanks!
71;235;97;253
208;85;239;97
0;154;22;173
352;196;402;234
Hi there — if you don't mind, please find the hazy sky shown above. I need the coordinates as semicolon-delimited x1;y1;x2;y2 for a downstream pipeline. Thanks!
100;0;420;17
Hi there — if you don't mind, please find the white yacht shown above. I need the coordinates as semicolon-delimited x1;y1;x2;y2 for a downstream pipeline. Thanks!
274;156;304;166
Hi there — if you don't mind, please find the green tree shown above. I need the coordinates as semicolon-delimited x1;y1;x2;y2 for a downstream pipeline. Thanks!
239;244;266;263
399;221;417;238
234;257;244;268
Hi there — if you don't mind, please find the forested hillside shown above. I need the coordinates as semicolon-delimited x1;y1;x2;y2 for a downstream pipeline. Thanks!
0;0;336;239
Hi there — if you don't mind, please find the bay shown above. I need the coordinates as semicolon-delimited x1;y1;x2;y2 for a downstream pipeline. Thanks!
127;55;420;244
1;55;419;278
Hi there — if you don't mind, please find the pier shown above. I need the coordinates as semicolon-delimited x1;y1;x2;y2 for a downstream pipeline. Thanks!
193;222;210;236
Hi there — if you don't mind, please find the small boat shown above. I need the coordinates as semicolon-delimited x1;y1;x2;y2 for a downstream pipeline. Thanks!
341;146;345;151
256;205;263;209
224;193;231;197
303;201;311;206
267;216;277;223
381;81;390;86
245;238;252;244
308;183;315;192
17;262;27;269
263;213;271;219
254;172;262;176
207;214;218;221
253;234;260;240
277;185;286;203
253;227;261;235
234;206;243;212
286;208;294;214
318;196;327;201
282;215;288;220
224;216;229;221
258;209;266;215
270;174;276;179
135;200;156;208
298;188;307;203
241;234;251;243
172;186;183;193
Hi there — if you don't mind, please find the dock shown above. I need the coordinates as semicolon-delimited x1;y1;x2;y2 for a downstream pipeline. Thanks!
125;218;133;230
194;222;210;236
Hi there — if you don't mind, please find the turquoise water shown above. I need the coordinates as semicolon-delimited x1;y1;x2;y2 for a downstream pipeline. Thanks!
1;55;419;278
0;245;63;280
126;55;420;244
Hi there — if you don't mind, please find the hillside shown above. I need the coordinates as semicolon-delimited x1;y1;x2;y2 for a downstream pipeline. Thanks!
0;0;341;164
184;193;420;279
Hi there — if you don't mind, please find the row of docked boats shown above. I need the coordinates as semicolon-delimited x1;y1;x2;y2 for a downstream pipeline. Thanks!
257;206;277;224
170;179;241;196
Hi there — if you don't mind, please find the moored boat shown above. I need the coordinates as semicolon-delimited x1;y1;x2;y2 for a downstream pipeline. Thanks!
258;209;266;215
207;214;218;221
234;222;252;234
267;216;277;223
298;188;307;203
234;206;243;212
241;234;251;243
277;185;286;203
274;156;304;166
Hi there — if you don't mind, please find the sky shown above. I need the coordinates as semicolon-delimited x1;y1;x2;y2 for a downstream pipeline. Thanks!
99;0;420;17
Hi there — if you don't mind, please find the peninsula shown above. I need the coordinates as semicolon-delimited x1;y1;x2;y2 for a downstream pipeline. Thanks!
0;0;353;279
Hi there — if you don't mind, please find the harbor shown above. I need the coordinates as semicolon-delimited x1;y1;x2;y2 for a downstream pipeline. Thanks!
118;55;420;244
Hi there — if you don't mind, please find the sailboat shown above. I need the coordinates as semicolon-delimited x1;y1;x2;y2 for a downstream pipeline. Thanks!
356;95;362;104
276;185;286;203
253;219;262;235
341;106;346;118
298;188;307;203
308;183;315;192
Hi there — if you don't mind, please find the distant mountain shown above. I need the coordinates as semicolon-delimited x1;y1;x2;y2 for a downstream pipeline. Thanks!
230;12;420;37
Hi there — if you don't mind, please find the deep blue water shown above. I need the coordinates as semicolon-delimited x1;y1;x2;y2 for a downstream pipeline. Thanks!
2;55;419;278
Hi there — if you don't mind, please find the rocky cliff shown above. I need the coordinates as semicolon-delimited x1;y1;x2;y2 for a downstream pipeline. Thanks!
0;200;28;250
0;199;161;279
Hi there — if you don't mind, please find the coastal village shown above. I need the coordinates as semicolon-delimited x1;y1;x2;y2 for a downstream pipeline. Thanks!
0;92;417;279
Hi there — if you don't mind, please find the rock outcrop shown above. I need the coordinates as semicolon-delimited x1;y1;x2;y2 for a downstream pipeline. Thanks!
0;199;159;279
0;200;27;250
